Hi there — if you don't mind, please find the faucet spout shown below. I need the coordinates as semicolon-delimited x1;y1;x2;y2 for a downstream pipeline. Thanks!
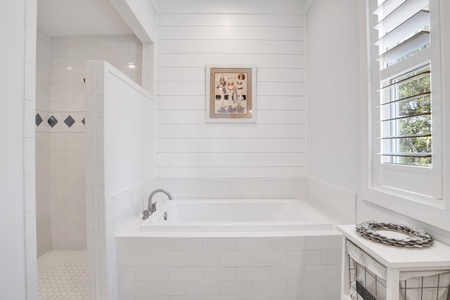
142;189;173;220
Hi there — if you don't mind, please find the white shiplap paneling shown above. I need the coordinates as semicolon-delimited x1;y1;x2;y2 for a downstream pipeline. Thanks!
157;81;205;96
157;68;205;82
157;40;305;55
156;95;307;111
157;1;305;15
258;68;305;82
156;138;306;153
157;67;305;82
156;153;306;167
156;124;306;139
157;0;305;177
158;26;305;41
158;14;304;27
158;54;305;68
156;110;306;124
258;96;306;110
156;167;306;177
157;95;205;109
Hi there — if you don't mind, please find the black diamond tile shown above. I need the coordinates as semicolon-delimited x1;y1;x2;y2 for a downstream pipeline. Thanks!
64;115;76;128
48;116;58;128
82;118;85;125
36;113;43;126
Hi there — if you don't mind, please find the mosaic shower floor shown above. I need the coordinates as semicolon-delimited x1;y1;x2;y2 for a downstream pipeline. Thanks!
38;250;88;300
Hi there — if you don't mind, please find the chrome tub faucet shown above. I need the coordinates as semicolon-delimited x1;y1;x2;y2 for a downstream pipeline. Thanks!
142;189;173;220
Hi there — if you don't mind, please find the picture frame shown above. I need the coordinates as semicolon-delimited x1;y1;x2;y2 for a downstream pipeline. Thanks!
205;65;257;123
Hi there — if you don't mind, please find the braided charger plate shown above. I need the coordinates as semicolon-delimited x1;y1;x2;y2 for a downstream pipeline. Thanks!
355;221;434;248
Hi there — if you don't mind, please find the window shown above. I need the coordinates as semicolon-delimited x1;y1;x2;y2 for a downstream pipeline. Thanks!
369;0;442;199
380;66;431;166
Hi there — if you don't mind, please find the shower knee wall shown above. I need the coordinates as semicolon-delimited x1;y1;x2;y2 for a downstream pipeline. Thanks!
35;32;143;253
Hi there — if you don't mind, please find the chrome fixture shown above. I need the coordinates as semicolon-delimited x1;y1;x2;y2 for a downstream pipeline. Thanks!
142;189;173;220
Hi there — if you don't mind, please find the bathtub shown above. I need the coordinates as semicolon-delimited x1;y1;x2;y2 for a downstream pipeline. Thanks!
140;199;333;232
118;199;341;299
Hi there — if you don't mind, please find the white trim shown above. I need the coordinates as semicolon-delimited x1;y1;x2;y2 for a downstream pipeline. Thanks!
370;0;437;197
361;0;450;231
150;0;158;11
429;0;444;199
379;47;431;80
104;61;153;101
378;164;434;197
304;0;315;12
362;186;450;229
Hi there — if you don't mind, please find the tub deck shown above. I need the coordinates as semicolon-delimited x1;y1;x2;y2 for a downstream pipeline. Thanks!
140;199;333;232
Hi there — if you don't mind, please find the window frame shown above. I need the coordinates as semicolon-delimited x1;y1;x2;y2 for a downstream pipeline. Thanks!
360;0;450;230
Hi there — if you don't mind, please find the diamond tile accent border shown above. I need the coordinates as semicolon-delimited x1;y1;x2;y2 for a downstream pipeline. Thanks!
36;112;85;132
36;113;43;126
47;115;58;128
64;115;75;128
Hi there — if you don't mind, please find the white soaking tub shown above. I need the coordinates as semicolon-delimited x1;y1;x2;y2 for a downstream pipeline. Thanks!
140;199;333;232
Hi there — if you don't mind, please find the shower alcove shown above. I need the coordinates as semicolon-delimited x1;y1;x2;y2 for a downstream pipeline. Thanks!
35;0;148;298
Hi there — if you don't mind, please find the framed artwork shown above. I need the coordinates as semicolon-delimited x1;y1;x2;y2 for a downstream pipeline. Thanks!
206;65;257;123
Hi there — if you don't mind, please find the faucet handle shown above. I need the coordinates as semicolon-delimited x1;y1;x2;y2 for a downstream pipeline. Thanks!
142;210;149;220
151;202;157;213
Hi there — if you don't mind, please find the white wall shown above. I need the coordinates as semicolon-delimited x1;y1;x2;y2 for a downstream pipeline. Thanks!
109;0;157;43
156;0;306;177
305;0;450;243
108;0;157;95
0;0;37;298
306;0;361;193
85;60;155;299
0;1;27;297
36;31;52;256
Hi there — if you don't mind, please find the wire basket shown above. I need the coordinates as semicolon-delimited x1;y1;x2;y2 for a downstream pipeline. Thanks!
399;273;450;300
349;255;387;300
347;241;450;300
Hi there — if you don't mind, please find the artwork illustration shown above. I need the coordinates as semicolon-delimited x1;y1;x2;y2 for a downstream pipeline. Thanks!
206;66;256;123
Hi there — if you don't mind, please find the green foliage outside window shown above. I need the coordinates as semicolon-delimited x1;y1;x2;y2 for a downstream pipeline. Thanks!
396;73;432;166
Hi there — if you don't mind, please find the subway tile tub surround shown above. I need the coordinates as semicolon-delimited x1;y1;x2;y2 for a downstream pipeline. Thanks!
112;178;346;299
116;197;342;300
116;233;341;299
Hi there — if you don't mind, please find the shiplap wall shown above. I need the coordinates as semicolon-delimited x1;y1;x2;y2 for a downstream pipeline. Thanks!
156;0;306;177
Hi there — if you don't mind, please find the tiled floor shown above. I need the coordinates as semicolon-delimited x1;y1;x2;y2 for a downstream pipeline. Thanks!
38;251;88;300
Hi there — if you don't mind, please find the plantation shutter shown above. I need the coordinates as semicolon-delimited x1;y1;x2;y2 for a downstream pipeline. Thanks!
372;0;432;165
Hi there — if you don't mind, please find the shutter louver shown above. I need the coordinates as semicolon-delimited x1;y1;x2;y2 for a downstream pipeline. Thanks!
373;0;432;166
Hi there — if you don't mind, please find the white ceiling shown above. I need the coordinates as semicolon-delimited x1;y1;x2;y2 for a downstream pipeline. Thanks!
37;0;308;37
37;0;133;37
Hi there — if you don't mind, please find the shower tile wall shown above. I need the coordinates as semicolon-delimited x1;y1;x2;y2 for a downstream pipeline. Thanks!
35;33;143;252
50;35;142;112
50;131;86;250
306;178;356;224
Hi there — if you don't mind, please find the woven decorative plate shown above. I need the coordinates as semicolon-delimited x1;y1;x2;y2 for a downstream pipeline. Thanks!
355;221;434;248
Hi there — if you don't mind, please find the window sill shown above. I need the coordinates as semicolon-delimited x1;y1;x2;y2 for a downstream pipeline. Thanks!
362;185;449;230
